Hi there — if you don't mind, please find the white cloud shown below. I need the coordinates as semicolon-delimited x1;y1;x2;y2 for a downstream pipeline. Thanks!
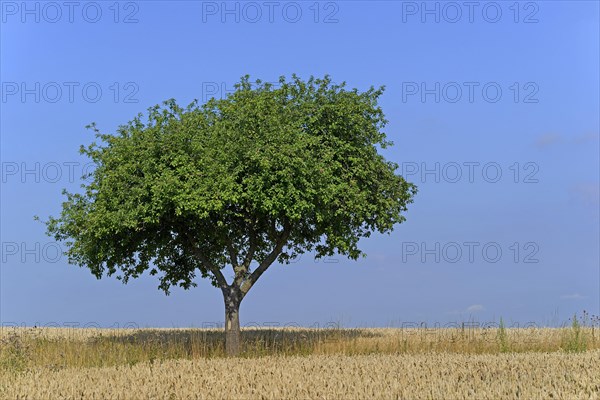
534;133;562;149
560;293;585;300
534;132;599;149
466;304;484;312
446;304;484;315
573;132;600;144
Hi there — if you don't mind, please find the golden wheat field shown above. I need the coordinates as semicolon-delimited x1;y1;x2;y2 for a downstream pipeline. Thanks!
1;324;599;399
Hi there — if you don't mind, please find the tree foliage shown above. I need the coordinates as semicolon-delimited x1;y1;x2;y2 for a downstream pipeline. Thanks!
44;75;417;296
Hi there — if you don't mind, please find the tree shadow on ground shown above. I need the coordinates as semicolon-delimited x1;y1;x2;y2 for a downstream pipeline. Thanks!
89;328;383;357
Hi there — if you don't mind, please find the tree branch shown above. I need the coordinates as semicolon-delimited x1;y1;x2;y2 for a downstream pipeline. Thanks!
185;232;228;289
239;221;291;296
241;227;257;268
225;236;239;269
232;240;249;288
233;223;258;288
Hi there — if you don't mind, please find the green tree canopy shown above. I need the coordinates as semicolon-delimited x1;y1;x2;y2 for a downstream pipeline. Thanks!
43;75;417;355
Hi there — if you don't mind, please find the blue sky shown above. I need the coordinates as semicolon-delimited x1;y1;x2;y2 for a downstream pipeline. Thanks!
1;1;598;329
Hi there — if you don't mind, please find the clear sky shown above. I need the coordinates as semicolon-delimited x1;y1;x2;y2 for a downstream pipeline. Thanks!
1;1;598;329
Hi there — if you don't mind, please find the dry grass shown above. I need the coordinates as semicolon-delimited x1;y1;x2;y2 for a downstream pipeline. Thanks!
1;322;599;399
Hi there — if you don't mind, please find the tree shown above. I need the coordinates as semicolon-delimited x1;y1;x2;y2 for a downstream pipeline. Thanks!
41;75;417;356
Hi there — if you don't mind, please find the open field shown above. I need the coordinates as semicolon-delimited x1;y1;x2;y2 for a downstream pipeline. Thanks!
1;324;599;399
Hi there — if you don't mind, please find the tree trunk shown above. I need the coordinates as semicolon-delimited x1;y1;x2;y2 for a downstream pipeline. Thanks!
223;288;242;356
